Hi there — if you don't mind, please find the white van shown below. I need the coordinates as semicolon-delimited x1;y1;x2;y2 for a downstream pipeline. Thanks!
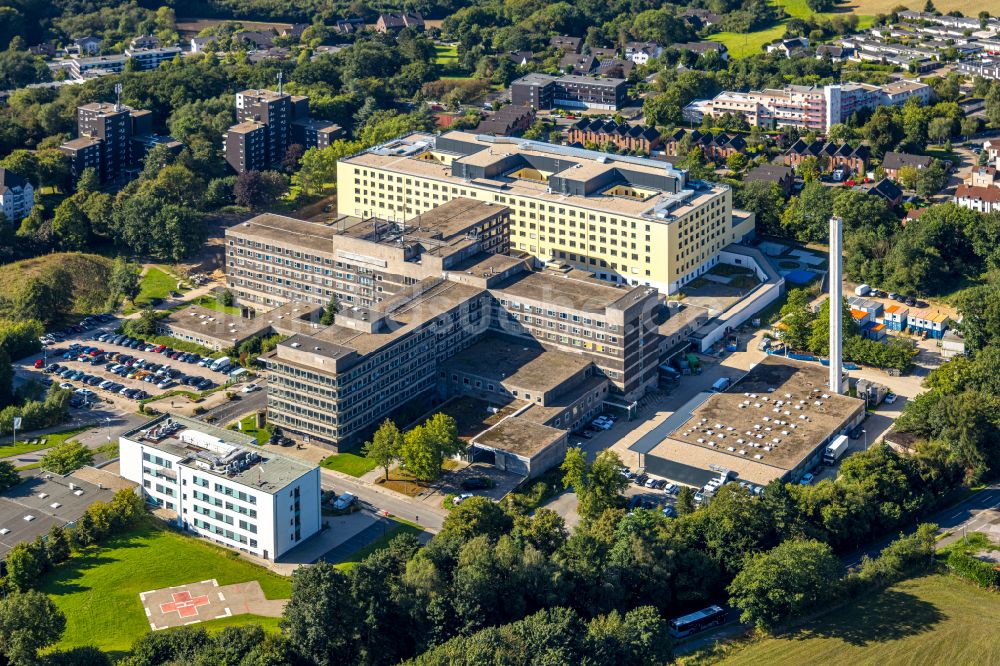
209;357;231;372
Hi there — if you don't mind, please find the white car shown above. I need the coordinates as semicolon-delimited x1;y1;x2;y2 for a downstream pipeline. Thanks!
452;493;473;506
644;477;657;488
663;482;678;495
332;492;356;510
241;383;260;394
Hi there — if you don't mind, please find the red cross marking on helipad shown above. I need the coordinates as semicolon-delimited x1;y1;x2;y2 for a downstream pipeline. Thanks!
159;590;211;618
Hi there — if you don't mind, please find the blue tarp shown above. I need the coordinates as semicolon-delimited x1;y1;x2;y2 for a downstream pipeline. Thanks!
783;269;817;285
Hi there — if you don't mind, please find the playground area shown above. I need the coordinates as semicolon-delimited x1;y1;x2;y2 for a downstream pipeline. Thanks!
140;579;287;630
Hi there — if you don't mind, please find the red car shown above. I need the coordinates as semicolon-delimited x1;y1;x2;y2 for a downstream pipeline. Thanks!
33;359;44;368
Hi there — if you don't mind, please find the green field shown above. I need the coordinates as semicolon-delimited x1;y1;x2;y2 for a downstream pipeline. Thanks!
41;519;291;655
0;423;95;459
433;43;459;65
134;267;180;309
320;452;378;477
715;575;1000;665
715;0;876;59
0;253;112;317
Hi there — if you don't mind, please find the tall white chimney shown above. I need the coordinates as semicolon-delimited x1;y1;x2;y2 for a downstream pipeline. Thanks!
829;216;843;394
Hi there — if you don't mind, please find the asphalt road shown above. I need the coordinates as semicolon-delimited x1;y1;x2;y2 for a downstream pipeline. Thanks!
319;468;447;533
203;381;268;425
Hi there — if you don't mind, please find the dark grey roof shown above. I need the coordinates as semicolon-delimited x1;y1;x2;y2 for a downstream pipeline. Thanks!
882;151;932;171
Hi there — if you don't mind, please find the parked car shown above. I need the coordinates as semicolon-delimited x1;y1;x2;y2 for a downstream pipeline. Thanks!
241;383;260;394
799;472;815;485
884;392;897;404
451;493;473;506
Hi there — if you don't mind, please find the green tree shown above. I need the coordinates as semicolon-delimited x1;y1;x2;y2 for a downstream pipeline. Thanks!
76;167;100;195
234;170;287;210
363;419;404;481
726;153;748;172
40;440;94;475
52;197;89;250
320;295;339;325
865;106;903;159
424;413;462;458
797;155;821;183
45;524;70;564
4;542;43;591
728;539;841;632
281;564;359;666
736;180;786;236
560;448;628;520
108;257;141;306
928;116;953;145
0;590;66;666
781;182;835;243
400;425;441;482
917;160;947;197
0;458;18;491
896;165;920;191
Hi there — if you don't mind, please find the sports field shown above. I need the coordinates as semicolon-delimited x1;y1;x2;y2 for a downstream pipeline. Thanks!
41;519;291;655
717;575;1000;665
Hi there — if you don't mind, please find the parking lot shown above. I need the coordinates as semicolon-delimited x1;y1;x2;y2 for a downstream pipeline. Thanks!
21;317;238;410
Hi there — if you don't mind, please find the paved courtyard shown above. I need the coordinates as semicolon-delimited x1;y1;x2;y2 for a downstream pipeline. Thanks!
140;579;286;630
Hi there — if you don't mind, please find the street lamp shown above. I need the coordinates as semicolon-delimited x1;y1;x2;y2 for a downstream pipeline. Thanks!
863;429;868;451
105;417;112;443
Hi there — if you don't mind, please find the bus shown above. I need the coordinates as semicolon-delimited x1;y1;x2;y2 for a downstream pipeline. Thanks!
668;605;727;638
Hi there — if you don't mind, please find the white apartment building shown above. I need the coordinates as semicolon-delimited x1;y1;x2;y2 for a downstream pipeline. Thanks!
0;168;34;222
119;414;321;561
685;81;931;132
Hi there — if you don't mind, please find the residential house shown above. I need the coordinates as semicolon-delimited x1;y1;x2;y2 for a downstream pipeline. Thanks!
784;140;869;175
334;18;364;34
476;105;536;136
678;8;721;27
73;36;101;56
566;118;662;153
0;169;34;222
861;178;903;206
954;184;1000;213
130;35;160;50
881;151;932;181
375;12;425;33
966;166;1000;189
766;37;810;58
744;164;795;195
815;44;852;61
234;30;276;50
624;42;663;65
280;24;309;40
550;35;582;53
590;47;619;61
508;51;535;66
596;58;634;79
985;139;999;162
673;42;729;61
190;36;217;53
28;43;56;58
560;53;596;74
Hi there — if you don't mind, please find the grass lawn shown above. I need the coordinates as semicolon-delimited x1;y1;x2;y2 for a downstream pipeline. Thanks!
192;294;241;316
334;521;424;572
41;518;291;655
433;43;459;65
0;423;95;459
320;452;378;477
715;0;876;59
231;414;269;445
711;574;1000;665
134;267;180;309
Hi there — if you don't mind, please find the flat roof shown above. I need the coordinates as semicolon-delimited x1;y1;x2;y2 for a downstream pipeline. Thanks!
664;358;863;475
442;336;593;394
61;137;101;150
490;269;644;313
474;416;566;458
343;131;729;222
0;469;126;560
123;414;317;493
159;305;264;342
228;120;265;134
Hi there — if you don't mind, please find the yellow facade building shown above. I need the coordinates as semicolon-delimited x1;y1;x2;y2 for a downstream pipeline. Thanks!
337;131;755;294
